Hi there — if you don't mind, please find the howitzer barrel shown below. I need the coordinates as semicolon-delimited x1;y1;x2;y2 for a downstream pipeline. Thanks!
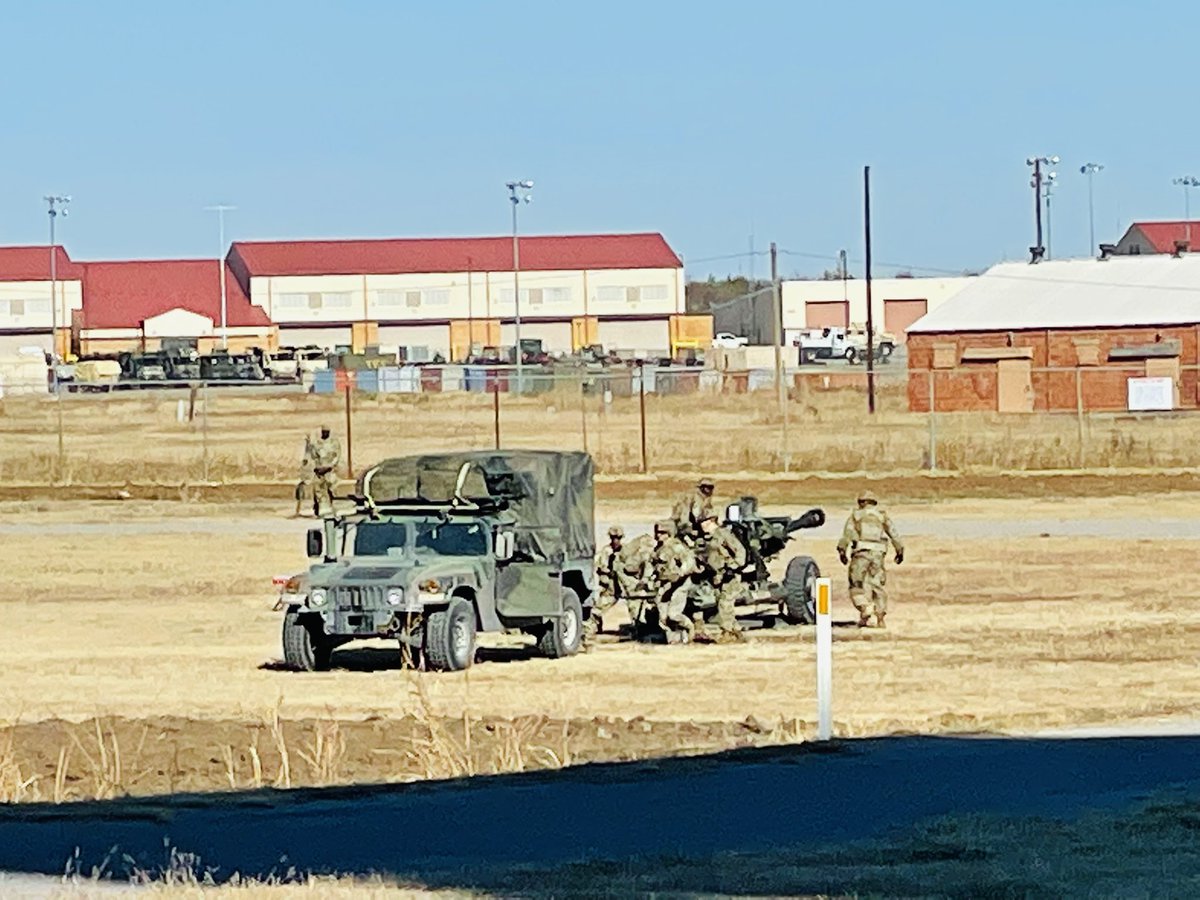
787;508;826;532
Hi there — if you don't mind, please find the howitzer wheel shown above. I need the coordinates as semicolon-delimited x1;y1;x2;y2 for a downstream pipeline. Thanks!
782;556;819;625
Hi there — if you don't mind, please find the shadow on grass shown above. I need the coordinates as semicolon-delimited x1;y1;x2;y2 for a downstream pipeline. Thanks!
0;735;1196;896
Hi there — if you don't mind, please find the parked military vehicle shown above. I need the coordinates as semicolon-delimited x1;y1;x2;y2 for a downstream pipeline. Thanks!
275;450;595;672
117;352;168;387
201;352;266;382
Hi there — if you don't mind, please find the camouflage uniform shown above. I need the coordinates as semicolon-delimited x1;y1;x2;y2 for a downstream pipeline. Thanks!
700;519;747;640
836;490;904;627
650;520;698;643
309;429;341;516
585;527;653;644
294;436;317;517
671;477;716;544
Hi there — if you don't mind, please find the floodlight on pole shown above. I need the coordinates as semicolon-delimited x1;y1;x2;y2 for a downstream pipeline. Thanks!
1080;163;1104;256
43;195;70;376
506;180;533;393
1172;176;1199;245
204;205;236;349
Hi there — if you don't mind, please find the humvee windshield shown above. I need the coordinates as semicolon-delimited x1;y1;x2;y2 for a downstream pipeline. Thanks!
352;521;408;556
414;522;489;556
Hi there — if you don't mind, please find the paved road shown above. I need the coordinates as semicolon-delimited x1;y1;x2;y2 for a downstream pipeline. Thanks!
0;735;1194;884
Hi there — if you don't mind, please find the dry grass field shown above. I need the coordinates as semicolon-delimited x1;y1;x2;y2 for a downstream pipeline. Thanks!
3;375;1200;485
0;492;1196;805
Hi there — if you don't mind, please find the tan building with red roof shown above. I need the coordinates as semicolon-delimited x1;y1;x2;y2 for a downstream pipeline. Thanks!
1114;221;1200;255
0;247;84;357
227;233;687;358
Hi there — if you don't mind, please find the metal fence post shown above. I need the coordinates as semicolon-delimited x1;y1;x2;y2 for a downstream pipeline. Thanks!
201;380;210;483
638;362;648;474
54;382;65;484
493;381;501;450
927;372;937;472
579;378;588;453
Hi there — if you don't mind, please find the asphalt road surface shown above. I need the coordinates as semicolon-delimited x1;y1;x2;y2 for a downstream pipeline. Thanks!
0;734;1194;885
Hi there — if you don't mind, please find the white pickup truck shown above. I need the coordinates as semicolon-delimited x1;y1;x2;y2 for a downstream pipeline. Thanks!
797;328;895;364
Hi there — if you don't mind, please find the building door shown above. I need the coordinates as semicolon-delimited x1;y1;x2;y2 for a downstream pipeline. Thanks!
996;359;1033;412
1144;356;1181;408
883;299;928;342
805;301;849;329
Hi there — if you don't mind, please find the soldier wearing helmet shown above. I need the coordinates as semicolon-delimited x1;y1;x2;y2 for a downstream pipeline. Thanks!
585;525;654;647
671;477;717;545
836;489;904;628
649;519;699;643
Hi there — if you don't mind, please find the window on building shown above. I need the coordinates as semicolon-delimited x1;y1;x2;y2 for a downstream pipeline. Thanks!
626;286;641;304
425;288;450;306
641;285;670;302
595;286;623;303
527;288;543;306
543;286;571;304
321;292;353;309
275;293;308;310
375;291;405;307
8;299;25;316
405;291;422;309
1130;245;1141;255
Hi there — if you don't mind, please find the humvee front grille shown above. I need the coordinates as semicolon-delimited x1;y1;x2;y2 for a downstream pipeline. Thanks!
333;585;386;610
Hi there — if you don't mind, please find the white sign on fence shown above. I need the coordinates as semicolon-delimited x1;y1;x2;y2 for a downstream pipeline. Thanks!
815;576;833;741
1127;377;1174;412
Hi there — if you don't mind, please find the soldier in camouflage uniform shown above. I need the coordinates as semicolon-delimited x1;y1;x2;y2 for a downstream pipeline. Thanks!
836;490;904;628
585;526;649;647
309;426;342;516
671;477;716;544
649;519;699;644
697;513;747;642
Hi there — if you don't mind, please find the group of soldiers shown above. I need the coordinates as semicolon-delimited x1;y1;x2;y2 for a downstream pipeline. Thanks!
589;478;905;646
294;426;341;517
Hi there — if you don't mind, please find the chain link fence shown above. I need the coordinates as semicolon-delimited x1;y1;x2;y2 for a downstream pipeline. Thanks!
0;361;1197;486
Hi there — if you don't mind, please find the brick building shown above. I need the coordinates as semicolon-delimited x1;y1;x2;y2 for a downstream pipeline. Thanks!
907;256;1200;413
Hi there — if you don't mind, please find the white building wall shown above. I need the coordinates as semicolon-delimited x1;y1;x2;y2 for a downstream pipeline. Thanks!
278;325;352;350
249;267;683;324
781;276;973;333
0;279;84;331
596;319;670;355
376;324;450;356
499;321;573;352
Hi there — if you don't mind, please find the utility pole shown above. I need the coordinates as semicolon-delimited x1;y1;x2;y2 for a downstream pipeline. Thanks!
1026;155;1058;262
44;196;70;378
1173;176;1199;246
205;205;235;349
863;166;876;415
770;242;784;406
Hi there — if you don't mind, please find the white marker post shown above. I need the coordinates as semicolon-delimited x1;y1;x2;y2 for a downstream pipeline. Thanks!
815;577;833;741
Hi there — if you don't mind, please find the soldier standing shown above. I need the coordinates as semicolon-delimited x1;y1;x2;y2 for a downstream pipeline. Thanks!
698;513;747;642
309;426;342;516
293;434;316;517
671;477;716;544
836;490;904;628
649;520;698;644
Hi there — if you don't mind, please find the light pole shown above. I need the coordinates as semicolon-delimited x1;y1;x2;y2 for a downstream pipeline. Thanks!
1044;170;1058;260
506;179;533;392
1026;155;1058;262
43;195;70;382
1080;163;1104;256
204;205;235;349
1172;176;1199;246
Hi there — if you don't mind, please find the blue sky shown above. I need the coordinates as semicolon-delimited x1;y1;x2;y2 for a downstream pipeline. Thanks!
0;1;1191;278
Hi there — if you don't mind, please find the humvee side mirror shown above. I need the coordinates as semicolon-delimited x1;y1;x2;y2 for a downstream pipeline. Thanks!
306;528;324;559
726;503;741;522
495;530;515;561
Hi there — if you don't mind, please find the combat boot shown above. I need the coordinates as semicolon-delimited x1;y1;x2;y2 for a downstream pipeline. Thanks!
876;612;886;628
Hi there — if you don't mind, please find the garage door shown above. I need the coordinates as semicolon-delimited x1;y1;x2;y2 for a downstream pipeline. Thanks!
805;301;849;329
596;318;669;355
278;326;351;352
883;299;928;341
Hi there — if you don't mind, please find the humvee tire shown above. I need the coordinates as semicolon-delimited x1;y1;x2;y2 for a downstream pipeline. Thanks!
782;556;819;625
283;609;334;671
537;587;583;658
424;598;476;672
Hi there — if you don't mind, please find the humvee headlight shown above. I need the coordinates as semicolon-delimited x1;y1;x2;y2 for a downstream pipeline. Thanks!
309;588;328;608
386;588;404;606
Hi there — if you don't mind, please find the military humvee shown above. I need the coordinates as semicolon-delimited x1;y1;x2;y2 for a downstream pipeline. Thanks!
276;450;595;672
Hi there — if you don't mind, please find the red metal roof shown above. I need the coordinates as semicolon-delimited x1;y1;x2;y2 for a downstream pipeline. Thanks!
81;259;271;329
0;246;82;281
229;233;682;277
1128;221;1200;253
